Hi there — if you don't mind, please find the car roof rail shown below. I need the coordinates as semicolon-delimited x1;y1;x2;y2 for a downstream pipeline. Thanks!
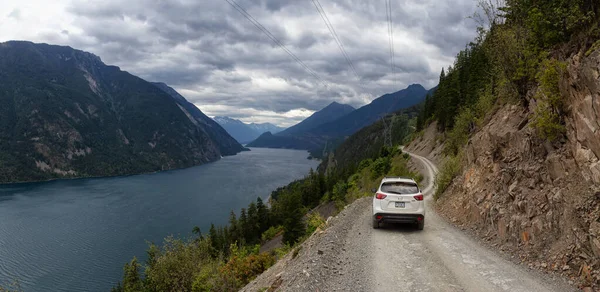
384;176;414;180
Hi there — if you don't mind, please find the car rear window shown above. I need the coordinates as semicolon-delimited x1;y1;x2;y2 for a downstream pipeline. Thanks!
381;182;419;194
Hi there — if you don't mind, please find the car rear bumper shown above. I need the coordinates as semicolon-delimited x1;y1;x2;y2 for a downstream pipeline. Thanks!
373;213;424;224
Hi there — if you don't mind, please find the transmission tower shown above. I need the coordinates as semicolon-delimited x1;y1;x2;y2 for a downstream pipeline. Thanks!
381;116;393;148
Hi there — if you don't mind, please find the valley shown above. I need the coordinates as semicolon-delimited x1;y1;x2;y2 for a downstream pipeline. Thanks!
0;0;599;291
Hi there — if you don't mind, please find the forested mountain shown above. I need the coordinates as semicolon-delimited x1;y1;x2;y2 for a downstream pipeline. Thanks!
246;101;354;149
151;83;245;155
277;102;355;136
113;93;420;292
411;1;600;289
0;41;244;183
213;116;285;144
248;84;429;151
313;84;429;136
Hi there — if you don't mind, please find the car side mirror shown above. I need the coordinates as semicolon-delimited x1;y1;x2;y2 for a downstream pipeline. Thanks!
371;188;377;193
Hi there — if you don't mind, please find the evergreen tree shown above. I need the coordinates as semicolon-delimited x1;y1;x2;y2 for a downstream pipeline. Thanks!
239;208;249;245
111;282;123;292
256;197;270;235
228;210;239;244
122;257;143;292
247;202;259;244
208;223;219;257
282;192;306;245
192;226;203;241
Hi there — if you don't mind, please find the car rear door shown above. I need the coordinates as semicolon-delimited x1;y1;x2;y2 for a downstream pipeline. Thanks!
378;181;420;212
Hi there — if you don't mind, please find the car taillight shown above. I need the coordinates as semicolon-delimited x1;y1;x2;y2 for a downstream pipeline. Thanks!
375;193;387;200
414;194;423;201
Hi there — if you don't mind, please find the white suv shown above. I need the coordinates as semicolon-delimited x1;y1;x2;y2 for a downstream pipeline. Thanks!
372;176;425;230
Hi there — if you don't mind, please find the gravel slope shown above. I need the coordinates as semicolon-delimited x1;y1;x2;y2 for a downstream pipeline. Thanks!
242;152;576;292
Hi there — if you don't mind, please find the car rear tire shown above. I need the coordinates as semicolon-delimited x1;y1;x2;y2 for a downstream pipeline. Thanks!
417;219;425;230
372;218;380;229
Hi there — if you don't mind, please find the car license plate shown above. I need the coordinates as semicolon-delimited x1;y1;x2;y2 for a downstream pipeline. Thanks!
395;202;405;208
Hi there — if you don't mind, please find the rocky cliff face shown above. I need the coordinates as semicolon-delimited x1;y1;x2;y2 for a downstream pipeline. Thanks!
152;82;245;155
0;41;243;183
424;47;600;288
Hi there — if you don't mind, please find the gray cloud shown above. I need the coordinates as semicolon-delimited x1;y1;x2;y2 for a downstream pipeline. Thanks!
6;0;478;125
7;8;20;19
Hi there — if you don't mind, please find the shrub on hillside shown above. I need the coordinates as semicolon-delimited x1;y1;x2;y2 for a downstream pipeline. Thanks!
357;159;373;171
331;181;348;202
143;237;214;292
444;108;475;155
434;154;462;200
306;213;325;235
218;245;275;290
0;281;23;292
260;225;283;243
531;58;567;140
370;157;391;179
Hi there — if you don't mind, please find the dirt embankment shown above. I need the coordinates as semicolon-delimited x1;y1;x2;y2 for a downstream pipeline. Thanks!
410;48;600;290
242;198;374;292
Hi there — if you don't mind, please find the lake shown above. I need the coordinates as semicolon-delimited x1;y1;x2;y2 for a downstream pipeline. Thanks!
0;148;319;292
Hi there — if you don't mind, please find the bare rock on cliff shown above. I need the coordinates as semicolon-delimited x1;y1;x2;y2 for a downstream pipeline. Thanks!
435;46;600;289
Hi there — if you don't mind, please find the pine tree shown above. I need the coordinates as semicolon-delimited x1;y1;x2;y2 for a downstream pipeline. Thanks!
122;257;143;292
282;192;306;245
111;282;123;292
192;226;202;241
256;197;269;234
228;210;239;244
208;223;219;257
239;208;249;245
247;202;259;244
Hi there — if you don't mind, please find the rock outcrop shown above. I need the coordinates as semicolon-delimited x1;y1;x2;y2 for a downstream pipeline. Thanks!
429;47;600;289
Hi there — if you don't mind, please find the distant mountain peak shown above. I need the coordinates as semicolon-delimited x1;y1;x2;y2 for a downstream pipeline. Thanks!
324;101;354;111
213;116;285;143
273;102;356;137
407;83;425;89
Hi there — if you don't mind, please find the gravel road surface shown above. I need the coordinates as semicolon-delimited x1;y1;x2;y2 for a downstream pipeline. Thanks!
242;152;576;292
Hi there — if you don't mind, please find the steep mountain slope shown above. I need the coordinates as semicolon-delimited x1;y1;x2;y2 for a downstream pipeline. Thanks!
0;41;243;183
314;84;428;136
407;2;600;288
248;122;285;135
278;102;355;136
247;131;328;150
423;49;600;290
212;116;285;144
151;83;244;155
248;85;429;151
246;102;355;149
212;116;259;144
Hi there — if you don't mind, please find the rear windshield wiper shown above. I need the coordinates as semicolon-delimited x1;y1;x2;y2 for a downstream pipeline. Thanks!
385;191;403;194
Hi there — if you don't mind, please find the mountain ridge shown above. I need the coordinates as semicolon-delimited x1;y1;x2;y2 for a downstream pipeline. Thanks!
277;102;355;137
0;41;243;183
247;85;429;150
213;116;285;144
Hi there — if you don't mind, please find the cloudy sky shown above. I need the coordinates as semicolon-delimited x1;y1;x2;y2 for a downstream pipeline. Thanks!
0;0;478;127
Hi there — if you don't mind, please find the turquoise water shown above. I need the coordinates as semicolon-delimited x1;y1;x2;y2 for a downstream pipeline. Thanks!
0;148;318;292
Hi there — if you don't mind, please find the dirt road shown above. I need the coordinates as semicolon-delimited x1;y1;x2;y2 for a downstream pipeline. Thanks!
242;152;575;291
367;152;573;291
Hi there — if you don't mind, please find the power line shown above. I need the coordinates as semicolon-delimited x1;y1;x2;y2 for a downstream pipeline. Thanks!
382;0;397;147
310;0;359;79
224;0;328;87
385;0;396;86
